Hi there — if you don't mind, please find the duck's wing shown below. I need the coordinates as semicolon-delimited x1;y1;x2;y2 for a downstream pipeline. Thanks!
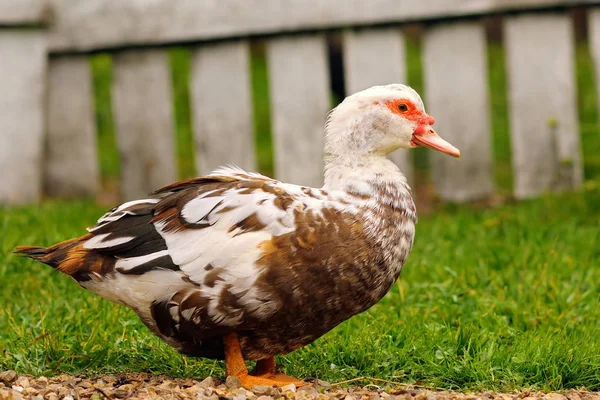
78;167;355;341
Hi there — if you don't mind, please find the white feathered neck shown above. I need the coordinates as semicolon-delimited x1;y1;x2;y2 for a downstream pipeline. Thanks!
322;86;415;193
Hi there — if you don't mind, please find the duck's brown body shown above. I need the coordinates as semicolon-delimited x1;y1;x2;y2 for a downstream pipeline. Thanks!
17;168;416;361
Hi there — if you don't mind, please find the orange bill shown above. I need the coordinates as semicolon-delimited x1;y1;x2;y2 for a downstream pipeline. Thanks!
412;129;461;159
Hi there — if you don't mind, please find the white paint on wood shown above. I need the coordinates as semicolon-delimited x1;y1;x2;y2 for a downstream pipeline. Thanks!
267;34;330;187
505;12;582;198
45;55;99;197
0;0;52;25
112;49;177;201
47;0;600;53
0;31;47;204
342;27;413;185
423;21;493;202
190;41;255;175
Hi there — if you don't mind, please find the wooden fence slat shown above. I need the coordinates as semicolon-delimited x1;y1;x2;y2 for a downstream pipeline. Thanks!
423;21;493;202
504;12;582;198
112;49;177;200
45;55;99;197
0;0;51;25
342;28;413;185
588;8;600;144
343;28;406;94
266;34;330;187
190;41;255;175
47;0;600;53
0;31;47;204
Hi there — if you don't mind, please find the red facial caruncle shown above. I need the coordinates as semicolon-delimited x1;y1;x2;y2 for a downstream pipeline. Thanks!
385;99;425;121
384;98;461;159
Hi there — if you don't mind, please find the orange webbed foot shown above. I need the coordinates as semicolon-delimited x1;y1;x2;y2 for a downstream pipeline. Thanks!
223;334;306;389
238;373;306;389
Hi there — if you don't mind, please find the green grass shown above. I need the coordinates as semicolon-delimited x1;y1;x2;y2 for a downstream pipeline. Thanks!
487;43;513;193
90;54;119;184
405;36;430;176
169;48;197;180
1;186;599;391
576;43;600;179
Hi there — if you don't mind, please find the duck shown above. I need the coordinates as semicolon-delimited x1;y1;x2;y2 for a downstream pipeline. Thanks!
16;84;460;389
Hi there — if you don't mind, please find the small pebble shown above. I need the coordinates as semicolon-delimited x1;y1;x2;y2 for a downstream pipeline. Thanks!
545;395;567;400
281;383;297;393
113;388;130;398
15;377;29;389
10;391;23;400
158;380;174;389
298;386;320;397
0;371;17;385
23;386;38;396
314;379;332;388
198;376;216;389
226;375;243;389
252;385;271;394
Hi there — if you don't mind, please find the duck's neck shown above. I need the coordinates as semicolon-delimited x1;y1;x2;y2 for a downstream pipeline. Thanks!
322;104;412;208
324;153;407;191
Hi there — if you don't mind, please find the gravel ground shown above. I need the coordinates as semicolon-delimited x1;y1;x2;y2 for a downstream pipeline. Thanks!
0;371;598;400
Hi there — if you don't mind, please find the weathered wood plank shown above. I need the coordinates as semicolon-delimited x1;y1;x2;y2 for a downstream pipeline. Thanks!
343;28;406;94
190;41;255;175
267;34;330;187
0;31;47;204
342;27;413;185
112;49;177;200
588;8;600;142
423;21;493;202
504;12;581;198
47;0;600;53
45;55;99;197
0;0;52;25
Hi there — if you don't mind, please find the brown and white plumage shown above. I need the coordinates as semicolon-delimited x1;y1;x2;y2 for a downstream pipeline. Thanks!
16;84;460;387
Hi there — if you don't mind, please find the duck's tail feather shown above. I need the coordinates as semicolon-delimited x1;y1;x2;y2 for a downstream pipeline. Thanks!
14;235;93;276
13;245;52;262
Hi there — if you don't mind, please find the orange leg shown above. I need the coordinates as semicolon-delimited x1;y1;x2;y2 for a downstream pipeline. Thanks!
223;333;305;388
251;357;276;376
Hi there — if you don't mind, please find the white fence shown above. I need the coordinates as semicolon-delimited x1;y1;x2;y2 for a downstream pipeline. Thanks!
1;0;599;204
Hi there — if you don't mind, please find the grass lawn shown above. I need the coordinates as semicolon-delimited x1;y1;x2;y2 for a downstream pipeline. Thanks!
1;186;599;391
1;35;600;392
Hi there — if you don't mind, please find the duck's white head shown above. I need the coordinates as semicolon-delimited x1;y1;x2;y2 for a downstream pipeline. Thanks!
324;84;460;163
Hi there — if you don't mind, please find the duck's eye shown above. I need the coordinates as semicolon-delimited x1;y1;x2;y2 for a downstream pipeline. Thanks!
398;103;409;112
